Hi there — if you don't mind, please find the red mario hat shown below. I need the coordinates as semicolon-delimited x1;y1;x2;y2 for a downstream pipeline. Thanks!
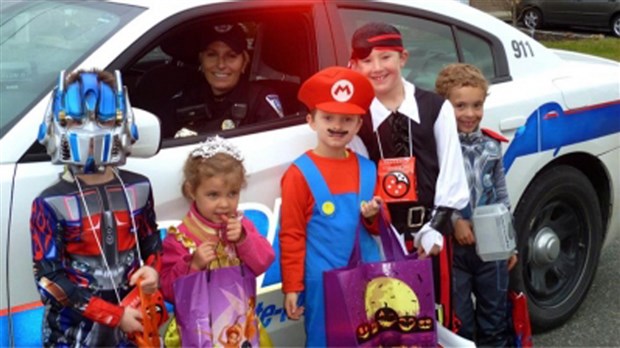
298;66;374;115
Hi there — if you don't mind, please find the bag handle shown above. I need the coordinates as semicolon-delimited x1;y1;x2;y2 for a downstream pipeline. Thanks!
378;209;415;261
347;222;363;267
347;209;417;267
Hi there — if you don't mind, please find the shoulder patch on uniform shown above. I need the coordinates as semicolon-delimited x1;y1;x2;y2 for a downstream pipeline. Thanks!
481;128;509;143
265;94;284;118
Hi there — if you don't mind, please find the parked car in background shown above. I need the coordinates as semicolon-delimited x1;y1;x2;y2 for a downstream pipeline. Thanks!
1;0;619;346
518;0;620;37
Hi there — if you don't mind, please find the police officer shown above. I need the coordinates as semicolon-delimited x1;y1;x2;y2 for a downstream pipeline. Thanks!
170;23;284;138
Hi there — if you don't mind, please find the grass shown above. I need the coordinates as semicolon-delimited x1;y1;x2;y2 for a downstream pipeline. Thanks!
539;37;620;62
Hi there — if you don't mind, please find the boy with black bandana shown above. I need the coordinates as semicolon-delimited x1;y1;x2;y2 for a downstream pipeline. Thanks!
349;22;470;330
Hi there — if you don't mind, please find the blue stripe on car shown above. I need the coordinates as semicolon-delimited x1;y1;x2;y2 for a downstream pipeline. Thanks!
504;101;620;173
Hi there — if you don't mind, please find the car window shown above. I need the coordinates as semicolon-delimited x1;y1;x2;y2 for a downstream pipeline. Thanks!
337;8;496;90
338;8;456;90
456;29;495;79
0;1;143;138
127;10;314;141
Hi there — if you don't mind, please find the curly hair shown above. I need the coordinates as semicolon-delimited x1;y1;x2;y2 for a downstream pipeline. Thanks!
435;63;488;99
182;152;247;199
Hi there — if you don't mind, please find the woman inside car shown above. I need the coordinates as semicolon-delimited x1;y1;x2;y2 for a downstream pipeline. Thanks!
169;23;284;138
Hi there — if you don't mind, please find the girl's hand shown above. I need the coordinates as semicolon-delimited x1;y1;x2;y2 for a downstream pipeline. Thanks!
191;239;218;270
454;218;476;246
284;292;304;320
129;265;159;294
361;196;383;219
119;306;143;334
221;214;244;243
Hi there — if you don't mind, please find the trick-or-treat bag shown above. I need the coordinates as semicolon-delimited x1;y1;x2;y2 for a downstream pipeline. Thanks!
120;280;169;347
173;264;260;348
323;211;437;347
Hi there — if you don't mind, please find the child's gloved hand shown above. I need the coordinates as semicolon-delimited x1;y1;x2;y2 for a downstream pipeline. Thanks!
415;224;443;258
361;196;383;219
119;306;143;334
129;265;159;294
191;239;218;270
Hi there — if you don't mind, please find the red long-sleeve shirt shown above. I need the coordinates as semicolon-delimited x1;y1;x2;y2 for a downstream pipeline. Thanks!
279;150;381;293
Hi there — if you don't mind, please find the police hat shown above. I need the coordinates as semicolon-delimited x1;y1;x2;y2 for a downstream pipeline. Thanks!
199;23;247;54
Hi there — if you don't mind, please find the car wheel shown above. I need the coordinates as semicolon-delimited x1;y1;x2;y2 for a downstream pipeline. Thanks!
612;14;620;37
522;8;543;29
511;165;602;332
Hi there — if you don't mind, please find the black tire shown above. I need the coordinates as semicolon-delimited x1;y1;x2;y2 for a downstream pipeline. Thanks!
511;165;602;332
611;14;620;38
522;8;543;29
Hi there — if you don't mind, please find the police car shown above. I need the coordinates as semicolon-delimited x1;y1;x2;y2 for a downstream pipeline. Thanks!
1;0;619;345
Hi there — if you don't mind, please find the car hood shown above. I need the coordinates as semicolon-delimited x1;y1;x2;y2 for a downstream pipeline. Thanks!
551;48;620;67
549;49;620;110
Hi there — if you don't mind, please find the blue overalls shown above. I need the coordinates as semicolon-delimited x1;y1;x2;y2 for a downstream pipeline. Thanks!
294;153;382;347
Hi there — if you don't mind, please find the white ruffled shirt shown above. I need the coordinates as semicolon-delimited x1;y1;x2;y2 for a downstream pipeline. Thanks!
351;78;470;254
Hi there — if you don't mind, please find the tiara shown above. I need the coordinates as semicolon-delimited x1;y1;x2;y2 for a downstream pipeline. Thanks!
190;136;244;161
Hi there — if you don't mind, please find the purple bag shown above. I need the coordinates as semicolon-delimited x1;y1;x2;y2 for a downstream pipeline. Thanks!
324;212;437;347
173;264;260;348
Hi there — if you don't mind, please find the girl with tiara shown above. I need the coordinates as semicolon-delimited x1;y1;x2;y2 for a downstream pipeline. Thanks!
160;136;275;347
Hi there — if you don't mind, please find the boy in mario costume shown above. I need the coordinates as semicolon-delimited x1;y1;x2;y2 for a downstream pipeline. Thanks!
279;66;384;346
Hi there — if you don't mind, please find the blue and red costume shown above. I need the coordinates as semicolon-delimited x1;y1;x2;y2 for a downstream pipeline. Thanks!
280;150;382;347
30;170;161;347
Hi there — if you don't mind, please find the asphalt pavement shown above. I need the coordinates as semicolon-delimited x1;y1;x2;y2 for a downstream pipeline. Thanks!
533;232;620;347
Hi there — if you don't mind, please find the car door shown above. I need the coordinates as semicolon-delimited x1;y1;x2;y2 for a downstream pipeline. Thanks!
111;1;335;345
3;1;333;346
567;0;615;28
547;0;613;28
539;0;573;25
1;3;147;346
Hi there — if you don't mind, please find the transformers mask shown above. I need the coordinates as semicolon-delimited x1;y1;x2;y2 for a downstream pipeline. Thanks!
38;70;138;173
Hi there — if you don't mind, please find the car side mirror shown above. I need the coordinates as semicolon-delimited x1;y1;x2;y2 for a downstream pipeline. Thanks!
131;108;161;158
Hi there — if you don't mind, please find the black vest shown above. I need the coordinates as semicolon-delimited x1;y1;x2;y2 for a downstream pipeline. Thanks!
359;87;445;209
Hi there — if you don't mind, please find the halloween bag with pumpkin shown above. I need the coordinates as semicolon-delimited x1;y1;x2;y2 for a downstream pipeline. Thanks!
323;212;437;347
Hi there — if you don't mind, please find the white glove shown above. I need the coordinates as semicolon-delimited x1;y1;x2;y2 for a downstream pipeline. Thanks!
414;223;444;255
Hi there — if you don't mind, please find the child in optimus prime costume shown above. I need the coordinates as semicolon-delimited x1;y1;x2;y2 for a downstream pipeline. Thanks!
31;69;162;346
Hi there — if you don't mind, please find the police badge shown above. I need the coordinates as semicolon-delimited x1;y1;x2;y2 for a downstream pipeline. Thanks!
265;94;284;118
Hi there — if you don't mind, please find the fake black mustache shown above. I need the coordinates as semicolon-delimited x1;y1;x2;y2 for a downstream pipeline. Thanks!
328;129;349;136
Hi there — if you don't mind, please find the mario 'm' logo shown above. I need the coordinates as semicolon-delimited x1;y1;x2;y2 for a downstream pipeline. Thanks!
331;79;354;102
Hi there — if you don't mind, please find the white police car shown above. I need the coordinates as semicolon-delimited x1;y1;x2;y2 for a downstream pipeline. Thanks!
1;0;619;345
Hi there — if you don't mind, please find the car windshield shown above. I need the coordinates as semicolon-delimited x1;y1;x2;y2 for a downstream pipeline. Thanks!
0;1;143;138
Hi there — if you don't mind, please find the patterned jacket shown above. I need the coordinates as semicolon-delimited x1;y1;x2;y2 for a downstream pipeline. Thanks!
454;128;511;221
30;169;161;347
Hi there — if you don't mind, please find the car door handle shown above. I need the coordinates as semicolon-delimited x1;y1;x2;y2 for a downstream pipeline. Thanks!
499;116;527;132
